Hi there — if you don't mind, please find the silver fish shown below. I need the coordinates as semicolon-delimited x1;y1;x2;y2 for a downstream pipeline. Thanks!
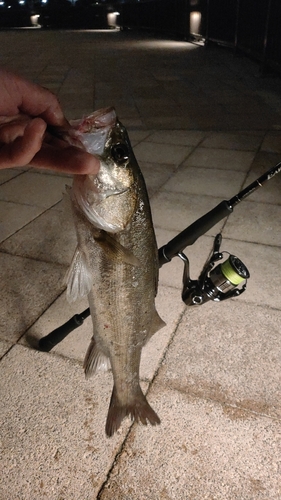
65;108;165;437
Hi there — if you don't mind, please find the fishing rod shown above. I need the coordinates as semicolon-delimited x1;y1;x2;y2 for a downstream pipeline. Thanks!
38;160;281;352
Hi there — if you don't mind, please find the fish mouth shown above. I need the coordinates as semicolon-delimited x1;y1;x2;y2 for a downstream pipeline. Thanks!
68;107;117;156
78;107;116;132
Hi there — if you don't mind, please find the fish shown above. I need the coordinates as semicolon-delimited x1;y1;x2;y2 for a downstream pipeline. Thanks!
65;107;165;437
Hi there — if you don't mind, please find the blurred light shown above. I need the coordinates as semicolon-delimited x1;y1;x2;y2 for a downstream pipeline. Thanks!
0;1;5;5
190;11;201;34
107;11;120;28
30;13;40;25
135;39;199;51
19;0;25;4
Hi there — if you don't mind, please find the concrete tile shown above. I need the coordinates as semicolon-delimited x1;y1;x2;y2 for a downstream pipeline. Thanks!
133;98;179;117
200;131;263;151
139;161;177;197
0;200;43;243
112;102;140;120
151;191;226;236
127;130;152;144
184;147;256;172
261;131;281;153
0;345;130;499
144;115;196;130
156;300;281;419
146;130;206;146
0;253;66;342
0;339;12;359
133;85;167;99
121;117;145;130
0;168;25;185
162;166;246;198
134;142;192;165
99;387;281;500
0;172;68;209
223;200;281;247
0;202;76;265
223;112;276;131
94;82;129;100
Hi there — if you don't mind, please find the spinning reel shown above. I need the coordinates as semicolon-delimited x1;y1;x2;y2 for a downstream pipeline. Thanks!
178;233;249;306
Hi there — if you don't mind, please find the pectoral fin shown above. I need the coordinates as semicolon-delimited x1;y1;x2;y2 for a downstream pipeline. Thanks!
94;230;140;266
65;246;93;302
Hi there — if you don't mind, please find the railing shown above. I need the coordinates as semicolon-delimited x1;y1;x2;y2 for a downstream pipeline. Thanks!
118;0;281;74
205;0;281;73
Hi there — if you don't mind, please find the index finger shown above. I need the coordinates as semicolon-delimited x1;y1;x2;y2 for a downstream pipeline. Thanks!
0;69;68;127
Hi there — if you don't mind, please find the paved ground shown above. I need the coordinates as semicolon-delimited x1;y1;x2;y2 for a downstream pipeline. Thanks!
0;29;281;500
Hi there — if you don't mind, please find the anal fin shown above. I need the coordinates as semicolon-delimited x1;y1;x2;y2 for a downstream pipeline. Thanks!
151;309;166;335
143;308;166;345
83;336;111;378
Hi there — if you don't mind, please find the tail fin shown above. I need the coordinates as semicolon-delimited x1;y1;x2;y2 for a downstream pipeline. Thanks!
105;385;160;437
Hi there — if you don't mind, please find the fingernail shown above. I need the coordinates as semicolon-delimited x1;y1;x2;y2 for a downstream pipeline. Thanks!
52;109;68;127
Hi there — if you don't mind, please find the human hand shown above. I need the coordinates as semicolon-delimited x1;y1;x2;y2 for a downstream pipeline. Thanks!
0;69;100;174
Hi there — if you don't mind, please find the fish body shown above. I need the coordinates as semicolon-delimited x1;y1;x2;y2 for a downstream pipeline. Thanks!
66;108;165;436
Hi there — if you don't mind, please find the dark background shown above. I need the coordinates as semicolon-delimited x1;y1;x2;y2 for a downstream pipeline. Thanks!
1;0;280;74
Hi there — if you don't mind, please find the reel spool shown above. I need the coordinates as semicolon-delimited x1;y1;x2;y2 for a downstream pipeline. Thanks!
180;234;250;306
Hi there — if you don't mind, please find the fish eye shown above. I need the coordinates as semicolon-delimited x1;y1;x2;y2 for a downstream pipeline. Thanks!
111;143;129;163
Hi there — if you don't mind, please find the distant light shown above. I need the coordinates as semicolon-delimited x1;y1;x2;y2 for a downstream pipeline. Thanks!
0;1;5;5
190;11;201;35
107;11;120;28
42;0;47;3
30;13;40;26
19;0;25;4
136;40;199;51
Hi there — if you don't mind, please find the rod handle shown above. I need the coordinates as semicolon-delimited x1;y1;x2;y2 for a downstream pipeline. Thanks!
38;310;90;352
158;200;232;267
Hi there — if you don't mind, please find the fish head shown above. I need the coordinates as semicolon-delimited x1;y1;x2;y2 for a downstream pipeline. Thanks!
71;108;138;233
